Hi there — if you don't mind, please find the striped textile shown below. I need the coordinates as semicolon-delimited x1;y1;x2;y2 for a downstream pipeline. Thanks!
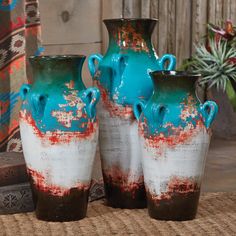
0;0;41;152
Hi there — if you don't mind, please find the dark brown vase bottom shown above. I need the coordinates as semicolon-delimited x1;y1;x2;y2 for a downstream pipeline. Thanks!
31;186;89;222
104;182;147;209
147;190;200;221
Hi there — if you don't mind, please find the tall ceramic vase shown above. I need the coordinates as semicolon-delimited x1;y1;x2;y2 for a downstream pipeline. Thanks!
134;71;218;220
88;18;176;208
19;55;100;221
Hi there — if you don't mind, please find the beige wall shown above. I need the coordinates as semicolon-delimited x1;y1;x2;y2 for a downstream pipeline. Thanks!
39;0;236;67
39;0;102;87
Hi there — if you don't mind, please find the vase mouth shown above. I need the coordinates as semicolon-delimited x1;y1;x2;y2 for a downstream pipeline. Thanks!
103;18;158;24
29;55;86;62
150;71;201;79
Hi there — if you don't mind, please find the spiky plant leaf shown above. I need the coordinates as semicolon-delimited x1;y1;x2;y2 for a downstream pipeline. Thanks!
226;80;236;111
189;38;236;92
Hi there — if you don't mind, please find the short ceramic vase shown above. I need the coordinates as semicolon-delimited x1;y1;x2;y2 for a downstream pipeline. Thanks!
133;71;218;220
19;55;100;221
88;18;176;208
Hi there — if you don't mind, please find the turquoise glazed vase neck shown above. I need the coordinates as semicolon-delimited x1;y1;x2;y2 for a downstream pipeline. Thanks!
20;55;100;133
134;71;218;136
88;18;176;106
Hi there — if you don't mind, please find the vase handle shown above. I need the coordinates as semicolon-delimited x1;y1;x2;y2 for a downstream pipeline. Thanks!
200;101;218;129
111;54;127;98
88;53;103;79
83;87;100;119
20;84;31;101
158;54;176;71
133;99;147;121
31;93;47;118
151;104;167;126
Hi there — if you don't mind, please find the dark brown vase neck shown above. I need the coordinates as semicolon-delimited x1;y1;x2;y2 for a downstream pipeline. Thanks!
29;55;86;89
104;18;157;53
150;71;201;103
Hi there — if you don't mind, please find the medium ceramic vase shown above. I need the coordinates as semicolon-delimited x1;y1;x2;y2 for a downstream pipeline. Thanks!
133;71;218;220
88;18;176;208
19;55;100;221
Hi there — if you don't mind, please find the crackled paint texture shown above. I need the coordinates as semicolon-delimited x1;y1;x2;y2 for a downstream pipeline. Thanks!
134;71;218;220
19;56;100;221
88;19;175;208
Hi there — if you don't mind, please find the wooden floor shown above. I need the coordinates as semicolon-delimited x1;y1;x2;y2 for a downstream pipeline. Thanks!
202;138;236;192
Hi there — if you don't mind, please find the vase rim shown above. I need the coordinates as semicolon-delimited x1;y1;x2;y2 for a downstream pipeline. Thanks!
103;18;158;23
150;71;201;79
29;55;86;61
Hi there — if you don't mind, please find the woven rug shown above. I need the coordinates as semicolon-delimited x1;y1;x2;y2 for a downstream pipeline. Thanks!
0;192;235;236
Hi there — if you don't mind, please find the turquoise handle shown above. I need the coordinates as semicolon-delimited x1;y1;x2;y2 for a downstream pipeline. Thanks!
20;84;31;101
133;99;147;121
200;101;218;129
111;53;127;99
83;87;100;119
88;53;103;78
158;54;176;71
31;93;47;118
20;84;47;118
151;104;167;127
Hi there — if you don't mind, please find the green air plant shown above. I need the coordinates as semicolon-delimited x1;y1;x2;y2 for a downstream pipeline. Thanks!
191;39;236;90
183;20;236;111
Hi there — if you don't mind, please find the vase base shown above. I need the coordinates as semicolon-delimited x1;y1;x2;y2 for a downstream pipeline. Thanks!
104;181;146;209
32;187;89;222
147;190;200;221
